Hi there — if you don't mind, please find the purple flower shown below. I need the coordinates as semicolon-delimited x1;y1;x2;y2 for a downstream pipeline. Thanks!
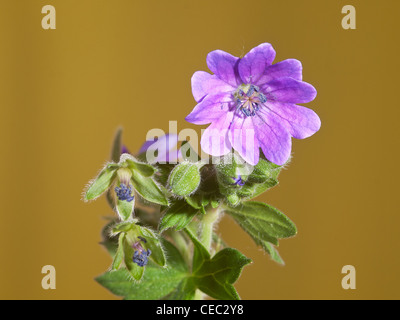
185;43;321;165
139;134;182;164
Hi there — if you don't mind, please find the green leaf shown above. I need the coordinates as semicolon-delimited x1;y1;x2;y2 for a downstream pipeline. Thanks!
111;127;123;163
224;201;296;264
116;198;135;221
168;162;201;197
84;164;117;201
225;201;297;239
131;170;169;206
262;242;285;265
126;158;156;177
194;248;251;300
229;211;279;245
96;240;193;300
184;228;210;271
164;278;196;300
159;200;200;232
111;233;125;270
184;228;251;300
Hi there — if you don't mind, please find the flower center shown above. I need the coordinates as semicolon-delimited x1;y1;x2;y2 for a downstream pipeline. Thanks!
234;84;267;117
132;237;152;267
115;183;134;202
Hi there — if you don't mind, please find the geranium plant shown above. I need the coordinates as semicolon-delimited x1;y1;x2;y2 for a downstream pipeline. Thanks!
83;43;320;300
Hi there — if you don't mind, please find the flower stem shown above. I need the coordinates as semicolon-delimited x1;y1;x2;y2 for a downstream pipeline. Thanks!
169;230;190;265
201;206;220;252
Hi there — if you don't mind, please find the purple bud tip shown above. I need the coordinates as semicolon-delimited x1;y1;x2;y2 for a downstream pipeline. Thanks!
121;145;130;155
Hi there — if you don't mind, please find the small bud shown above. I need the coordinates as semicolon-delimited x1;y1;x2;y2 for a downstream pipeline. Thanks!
168;162;201;197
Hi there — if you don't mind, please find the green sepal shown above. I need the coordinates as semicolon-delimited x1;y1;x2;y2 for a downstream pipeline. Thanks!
131;170;169;206
126;158;156;178
138;226;166;267
168;162;201;197
210;198;220;208
116;198;135;221
111;220;137;235
159;200;200;232
99;218;119;256
111;233;125;270
237;178;278;199
226;193;240;206
111;127;123;163
246;158;282;184
84;164;118;201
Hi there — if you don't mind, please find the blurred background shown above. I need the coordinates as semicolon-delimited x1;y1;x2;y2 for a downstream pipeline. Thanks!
0;0;399;299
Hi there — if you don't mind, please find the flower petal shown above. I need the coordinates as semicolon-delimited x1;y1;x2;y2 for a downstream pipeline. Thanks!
200;112;233;157
140;134;181;163
185;92;234;125
257;59;303;85
206;50;240;87
238;43;276;84
191;71;235;102
262;102;321;139
261;78;317;104
252;111;292;166
228;115;259;165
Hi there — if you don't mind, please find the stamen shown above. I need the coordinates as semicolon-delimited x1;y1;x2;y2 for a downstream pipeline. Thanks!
133;249;152;267
132;239;152;267
234;84;266;118
115;183;134;202
259;93;267;103
247;85;255;97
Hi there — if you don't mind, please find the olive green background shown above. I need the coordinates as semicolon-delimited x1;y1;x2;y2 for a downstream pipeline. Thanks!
1;0;399;299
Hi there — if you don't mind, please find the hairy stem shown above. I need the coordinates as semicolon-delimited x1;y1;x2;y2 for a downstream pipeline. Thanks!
201;206;220;252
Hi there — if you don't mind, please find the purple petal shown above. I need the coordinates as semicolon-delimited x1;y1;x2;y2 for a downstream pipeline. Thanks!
191;71;235;102
262;102;321;139
200;112;234;157
185;93;233;125
252;112;292;166
206;50;240;87
257;59;303;85
140;134;181;163
238;43;276;84
261;78;317;104
228;116;259;165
